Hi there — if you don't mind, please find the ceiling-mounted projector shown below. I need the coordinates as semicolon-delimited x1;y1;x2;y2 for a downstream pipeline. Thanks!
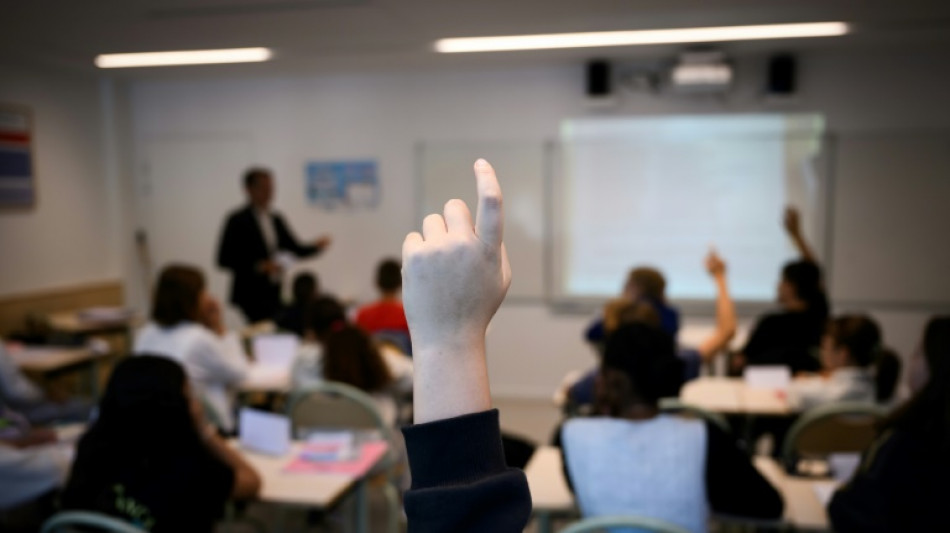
670;50;732;93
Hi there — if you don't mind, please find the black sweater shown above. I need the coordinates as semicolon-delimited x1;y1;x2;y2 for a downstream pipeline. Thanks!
402;409;532;532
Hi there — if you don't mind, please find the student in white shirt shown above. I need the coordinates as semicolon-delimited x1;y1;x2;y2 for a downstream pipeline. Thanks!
134;265;249;433
789;314;900;410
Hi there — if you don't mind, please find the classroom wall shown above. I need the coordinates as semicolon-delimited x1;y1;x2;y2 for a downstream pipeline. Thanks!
119;46;950;398
0;64;119;297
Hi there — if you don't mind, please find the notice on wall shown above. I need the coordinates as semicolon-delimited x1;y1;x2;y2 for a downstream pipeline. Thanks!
0;104;35;208
305;159;379;210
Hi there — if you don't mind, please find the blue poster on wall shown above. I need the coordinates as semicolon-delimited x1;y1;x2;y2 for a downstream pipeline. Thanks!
305;159;379;210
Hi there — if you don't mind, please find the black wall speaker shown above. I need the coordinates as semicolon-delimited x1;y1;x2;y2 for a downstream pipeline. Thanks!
587;60;611;97
767;54;797;95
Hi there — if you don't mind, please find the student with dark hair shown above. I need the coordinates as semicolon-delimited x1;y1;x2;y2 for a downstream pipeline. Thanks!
217;167;331;323
276;271;320;336
828;316;950;532
356;258;410;338
560;323;783;531
789;314;901;409
733;207;829;374
294;296;412;426
62;356;260;532
134;265;249;433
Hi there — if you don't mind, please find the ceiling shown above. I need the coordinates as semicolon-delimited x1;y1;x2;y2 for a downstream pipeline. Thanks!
2;0;949;77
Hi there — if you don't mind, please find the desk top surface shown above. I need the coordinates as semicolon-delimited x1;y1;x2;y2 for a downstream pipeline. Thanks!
680;377;794;415
231;440;383;508
8;345;103;373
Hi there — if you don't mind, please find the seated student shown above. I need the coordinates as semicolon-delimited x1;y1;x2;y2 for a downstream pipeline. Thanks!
356;258;410;338
560;323;783;532
275;271;319;336
733;207;829;374
566;251;736;405
0;341;91;425
585;266;680;347
0;442;69;533
828;316;950;532
398;159;530;532
62;356;260;532
294;296;412;426
789;315;900;410
134;265;249;433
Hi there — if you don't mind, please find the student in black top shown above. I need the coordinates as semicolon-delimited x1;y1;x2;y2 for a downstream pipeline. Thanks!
62;356;261;532
217;168;331;323
399;159;531;532
828;315;950;532
732;207;829;374
276;271;320;336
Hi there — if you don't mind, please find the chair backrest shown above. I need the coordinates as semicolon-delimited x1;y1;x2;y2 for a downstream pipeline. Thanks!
658;398;731;435
42;511;150;533
782;402;888;469
559;515;691;533
287;381;387;437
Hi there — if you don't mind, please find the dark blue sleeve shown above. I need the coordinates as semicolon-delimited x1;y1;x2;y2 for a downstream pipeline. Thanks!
402;409;532;532
585;319;606;343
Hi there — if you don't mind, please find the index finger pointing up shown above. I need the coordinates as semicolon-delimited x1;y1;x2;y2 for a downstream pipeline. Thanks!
473;158;504;248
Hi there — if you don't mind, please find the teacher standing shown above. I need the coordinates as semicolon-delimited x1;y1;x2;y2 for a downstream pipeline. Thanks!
217;167;331;323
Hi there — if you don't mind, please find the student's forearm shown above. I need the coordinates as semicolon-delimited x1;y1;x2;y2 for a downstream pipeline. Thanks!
791;233;817;264
413;337;491;424
714;276;736;340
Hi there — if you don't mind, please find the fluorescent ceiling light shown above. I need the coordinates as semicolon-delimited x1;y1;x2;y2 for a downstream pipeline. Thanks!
435;22;849;53
95;47;272;68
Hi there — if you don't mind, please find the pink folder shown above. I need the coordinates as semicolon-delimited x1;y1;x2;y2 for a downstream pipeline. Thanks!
284;441;388;476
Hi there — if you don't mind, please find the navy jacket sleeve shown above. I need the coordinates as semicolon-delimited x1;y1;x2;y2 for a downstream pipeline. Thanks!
705;420;784;520
402;409;532;533
273;213;320;258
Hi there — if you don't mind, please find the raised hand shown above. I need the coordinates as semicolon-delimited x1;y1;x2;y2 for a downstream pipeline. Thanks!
783;206;802;237
705;249;726;278
402;159;511;423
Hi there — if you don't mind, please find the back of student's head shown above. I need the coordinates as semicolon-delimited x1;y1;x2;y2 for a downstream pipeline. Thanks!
781;260;828;316
885;315;950;453
923;315;950;377
152;264;205;327
826;315;882;368
626;267;666;302
376;258;402;294
85;355;200;454
292;272;319;305
305;296;347;340
595;323;682;417
322;325;393;393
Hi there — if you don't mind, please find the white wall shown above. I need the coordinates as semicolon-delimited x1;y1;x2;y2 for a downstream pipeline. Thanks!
0;64;117;296
121;46;950;398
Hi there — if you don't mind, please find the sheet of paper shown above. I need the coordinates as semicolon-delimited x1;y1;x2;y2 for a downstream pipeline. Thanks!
275;251;296;272
284;441;388;476
252;334;299;370
829;453;862;483
744;365;792;390
812;480;839;508
239;408;291;456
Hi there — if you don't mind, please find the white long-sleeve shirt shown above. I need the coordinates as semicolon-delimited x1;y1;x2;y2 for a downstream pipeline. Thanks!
134;322;249;432
788;367;875;411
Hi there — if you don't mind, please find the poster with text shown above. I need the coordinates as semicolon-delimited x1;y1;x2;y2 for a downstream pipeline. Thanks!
0;104;35;208
305;159;379;210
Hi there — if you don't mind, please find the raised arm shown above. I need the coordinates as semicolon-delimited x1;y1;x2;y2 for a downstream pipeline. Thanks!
784;206;818;264
400;159;529;532
697;250;737;362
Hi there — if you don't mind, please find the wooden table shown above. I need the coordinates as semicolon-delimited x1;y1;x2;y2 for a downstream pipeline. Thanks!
525;445;832;533
8;345;107;397
233;440;388;533
679;377;794;416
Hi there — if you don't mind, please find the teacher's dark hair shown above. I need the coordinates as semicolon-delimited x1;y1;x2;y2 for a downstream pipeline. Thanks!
243;167;271;189
152;264;205;327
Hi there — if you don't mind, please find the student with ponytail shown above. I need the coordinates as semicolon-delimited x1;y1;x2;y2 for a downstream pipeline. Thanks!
789;314;901;410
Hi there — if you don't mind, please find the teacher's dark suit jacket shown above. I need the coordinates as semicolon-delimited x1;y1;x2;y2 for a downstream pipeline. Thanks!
216;205;320;322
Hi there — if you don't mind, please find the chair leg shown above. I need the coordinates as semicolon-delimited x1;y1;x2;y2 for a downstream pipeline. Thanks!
382;482;401;533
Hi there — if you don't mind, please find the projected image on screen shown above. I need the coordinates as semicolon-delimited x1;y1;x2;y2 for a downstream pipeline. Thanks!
556;114;825;302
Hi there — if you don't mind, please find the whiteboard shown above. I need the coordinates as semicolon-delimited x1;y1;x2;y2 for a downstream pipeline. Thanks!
829;133;950;305
418;142;547;300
